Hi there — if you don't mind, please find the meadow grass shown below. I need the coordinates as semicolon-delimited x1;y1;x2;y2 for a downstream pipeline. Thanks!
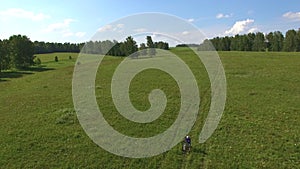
0;50;299;168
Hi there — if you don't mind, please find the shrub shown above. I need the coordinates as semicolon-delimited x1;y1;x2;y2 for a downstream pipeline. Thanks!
34;57;41;65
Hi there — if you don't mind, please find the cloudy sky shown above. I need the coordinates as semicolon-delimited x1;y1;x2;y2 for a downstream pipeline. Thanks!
0;0;299;44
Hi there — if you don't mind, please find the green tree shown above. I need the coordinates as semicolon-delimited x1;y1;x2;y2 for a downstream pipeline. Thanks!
246;33;255;51
211;37;221;50
0;39;11;72
220;36;231;51
198;39;215;51
154;41;169;50
108;42;125;56
266;32;273;51
123;36;138;57
33;41;81;54
146;36;156;56
252;32;266;51
240;35;251;51
274;31;284;51
9;35;34;69
139;43;147;56
82;41;96;54
266;31;284;51
284;29;297;52
296;29;300;52
100;40;115;55
230;34;241;51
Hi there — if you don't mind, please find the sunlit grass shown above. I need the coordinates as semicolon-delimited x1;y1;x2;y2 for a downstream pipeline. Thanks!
0;50;299;168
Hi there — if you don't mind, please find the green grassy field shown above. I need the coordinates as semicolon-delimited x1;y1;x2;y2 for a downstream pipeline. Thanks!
0;49;299;168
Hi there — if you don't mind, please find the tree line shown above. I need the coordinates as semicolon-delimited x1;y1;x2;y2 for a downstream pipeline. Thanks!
0;37;83;73
34;41;82;54
198;29;300;52
81;36;169;56
0;35;169;72
34;35;169;56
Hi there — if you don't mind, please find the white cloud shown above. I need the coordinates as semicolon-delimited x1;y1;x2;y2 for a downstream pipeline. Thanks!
116;24;124;28
225;19;255;35
97;25;113;32
62;32;74;37
75;32;86;38
43;19;75;32
171;30;206;46
62;31;86;38
114;24;124;32
43;19;85;39
247;27;258;33
182;31;189;35
216;13;232;19
0;8;50;21
187;18;194;22
133;28;147;33
98;24;124;32
283;11;300;21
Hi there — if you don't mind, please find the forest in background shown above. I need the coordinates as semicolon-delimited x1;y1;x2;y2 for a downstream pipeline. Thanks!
197;29;300;52
1;29;300;71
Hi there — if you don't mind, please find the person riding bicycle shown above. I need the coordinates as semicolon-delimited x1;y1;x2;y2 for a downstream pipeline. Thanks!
182;135;191;153
185;135;191;147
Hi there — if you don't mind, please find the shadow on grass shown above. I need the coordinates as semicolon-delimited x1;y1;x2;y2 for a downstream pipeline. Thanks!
22;66;55;72
0;71;33;79
192;147;208;155
0;66;55;82
176;146;207;156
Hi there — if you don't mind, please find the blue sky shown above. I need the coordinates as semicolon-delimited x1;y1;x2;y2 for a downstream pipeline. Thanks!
0;0;300;44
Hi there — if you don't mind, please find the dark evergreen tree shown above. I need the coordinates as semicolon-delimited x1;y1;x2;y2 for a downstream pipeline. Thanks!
123;36;138;57
146;36;156;56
